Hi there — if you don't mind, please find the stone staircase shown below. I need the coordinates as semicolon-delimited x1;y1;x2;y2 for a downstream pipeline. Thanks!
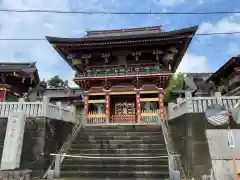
60;125;170;179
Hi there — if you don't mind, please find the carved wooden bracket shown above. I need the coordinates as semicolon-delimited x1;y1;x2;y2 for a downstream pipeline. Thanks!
153;50;163;60
82;80;91;91
82;54;91;65
154;78;163;89
72;59;83;65
1;75;6;84
101;53;111;64
132;51;141;62
133;78;141;89
168;47;178;54
103;79;112;90
234;67;240;74
163;53;175;71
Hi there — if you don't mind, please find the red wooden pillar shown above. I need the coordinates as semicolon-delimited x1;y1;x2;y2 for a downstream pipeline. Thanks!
105;94;110;124
136;90;141;123
84;94;89;124
158;91;165;121
0;89;7;102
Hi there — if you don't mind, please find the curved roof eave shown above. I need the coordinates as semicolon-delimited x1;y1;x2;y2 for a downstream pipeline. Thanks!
46;25;199;43
206;56;240;82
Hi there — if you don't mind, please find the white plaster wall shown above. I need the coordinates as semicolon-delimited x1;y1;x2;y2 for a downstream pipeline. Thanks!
206;130;240;179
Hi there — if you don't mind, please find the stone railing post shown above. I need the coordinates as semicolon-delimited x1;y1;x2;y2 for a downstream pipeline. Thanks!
176;98;184;104
43;96;49;117
54;154;61;179
185;91;194;113
70;105;76;123
18;98;24;112
56;101;63;120
80;108;86;127
168;102;175;120
215;92;223;105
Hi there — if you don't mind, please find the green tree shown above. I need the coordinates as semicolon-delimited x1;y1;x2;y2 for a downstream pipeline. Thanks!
164;73;185;102
47;75;69;88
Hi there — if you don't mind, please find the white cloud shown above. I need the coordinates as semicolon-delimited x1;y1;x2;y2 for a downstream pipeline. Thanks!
152;0;184;7
227;42;240;56
177;53;210;73
0;0;118;86
198;13;240;37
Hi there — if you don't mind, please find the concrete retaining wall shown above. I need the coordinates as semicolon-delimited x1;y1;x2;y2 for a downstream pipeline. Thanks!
206;130;240;180
169;113;240;180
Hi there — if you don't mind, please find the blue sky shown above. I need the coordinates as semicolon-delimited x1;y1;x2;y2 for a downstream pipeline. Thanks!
0;0;239;86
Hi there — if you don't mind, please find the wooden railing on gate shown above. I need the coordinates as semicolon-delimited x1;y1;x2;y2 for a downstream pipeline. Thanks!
85;110;159;125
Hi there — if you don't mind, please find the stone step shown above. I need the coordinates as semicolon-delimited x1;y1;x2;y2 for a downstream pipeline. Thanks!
65;153;168;157
63;157;168;165
79;131;163;137
72;139;165;145
60;170;169;178
79;135;163;141
61;164;169;171
58;178;168;180
83;125;161;132
71;143;166;149
68;148;167;154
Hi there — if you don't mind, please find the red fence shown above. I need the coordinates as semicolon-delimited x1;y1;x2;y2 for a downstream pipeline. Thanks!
111;115;136;123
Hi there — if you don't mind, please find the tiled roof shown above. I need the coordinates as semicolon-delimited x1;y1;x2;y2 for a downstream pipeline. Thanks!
0;62;40;82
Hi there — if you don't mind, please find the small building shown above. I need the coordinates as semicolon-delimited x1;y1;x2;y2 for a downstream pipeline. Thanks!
46;25;198;125
0;62;40;102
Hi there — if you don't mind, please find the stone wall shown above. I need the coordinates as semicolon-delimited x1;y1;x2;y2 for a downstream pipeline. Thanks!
0;118;73;177
169;114;214;179
206;129;240;180
0;169;31;180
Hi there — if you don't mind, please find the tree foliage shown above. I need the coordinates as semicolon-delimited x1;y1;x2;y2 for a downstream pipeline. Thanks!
47;75;69;88
164;73;185;101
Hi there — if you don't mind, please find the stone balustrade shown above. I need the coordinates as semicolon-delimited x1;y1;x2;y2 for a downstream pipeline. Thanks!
168;92;240;120
0;101;76;123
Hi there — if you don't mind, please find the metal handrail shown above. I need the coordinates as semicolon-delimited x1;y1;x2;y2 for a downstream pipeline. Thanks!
158;111;187;180
50;153;180;179
43;113;81;178
51;153;174;159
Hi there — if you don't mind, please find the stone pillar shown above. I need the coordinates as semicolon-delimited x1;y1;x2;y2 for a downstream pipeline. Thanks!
1;112;26;170
84;94;89;124
105;94;110;124
185;91;194;113
56;101;63;120
136;90;141;123
168;102;175;120
158;90;165;121
215;92;223;105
